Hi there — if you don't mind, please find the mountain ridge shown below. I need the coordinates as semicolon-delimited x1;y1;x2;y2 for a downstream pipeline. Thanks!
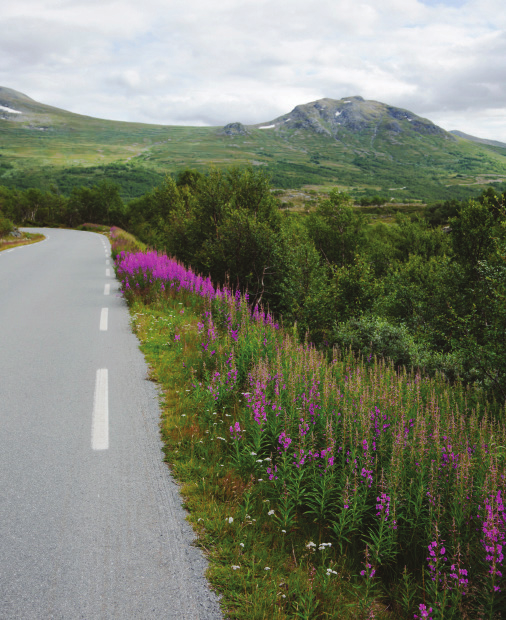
1;85;506;202
450;129;506;150
0;86;480;142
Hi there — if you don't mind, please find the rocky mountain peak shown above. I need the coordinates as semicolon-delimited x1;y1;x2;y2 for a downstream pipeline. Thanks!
251;96;449;141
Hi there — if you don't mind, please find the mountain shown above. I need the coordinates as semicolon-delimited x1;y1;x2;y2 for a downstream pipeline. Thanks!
450;130;506;150
1;86;506;202
253;96;449;140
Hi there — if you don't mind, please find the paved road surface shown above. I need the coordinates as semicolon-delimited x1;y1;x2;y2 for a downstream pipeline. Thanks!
0;229;221;619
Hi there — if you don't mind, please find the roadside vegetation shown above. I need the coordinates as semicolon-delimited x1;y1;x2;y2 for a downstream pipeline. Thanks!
0;211;44;251
3;164;506;616
0;232;45;252
2;167;506;405
110;225;506;619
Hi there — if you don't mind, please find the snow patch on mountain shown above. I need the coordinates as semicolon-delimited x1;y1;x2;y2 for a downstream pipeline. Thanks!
0;104;21;114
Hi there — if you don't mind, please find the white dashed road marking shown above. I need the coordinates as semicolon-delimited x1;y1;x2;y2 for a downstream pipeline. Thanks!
104;284;110;296
91;369;109;450
100;308;109;331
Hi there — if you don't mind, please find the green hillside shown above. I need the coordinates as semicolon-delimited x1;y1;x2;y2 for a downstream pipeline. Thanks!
1;87;506;201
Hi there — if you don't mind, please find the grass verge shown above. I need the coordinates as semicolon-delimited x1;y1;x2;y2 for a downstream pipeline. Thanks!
0;232;45;252
127;297;352;619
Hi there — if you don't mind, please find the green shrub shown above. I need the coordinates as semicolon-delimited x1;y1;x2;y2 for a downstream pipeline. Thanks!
0;212;14;238
332;315;416;367
332;314;469;387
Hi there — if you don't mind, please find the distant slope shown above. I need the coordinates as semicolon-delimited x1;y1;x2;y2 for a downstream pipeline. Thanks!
1;86;506;202
450;130;506;150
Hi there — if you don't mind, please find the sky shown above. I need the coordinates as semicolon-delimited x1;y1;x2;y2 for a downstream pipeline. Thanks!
1;0;505;141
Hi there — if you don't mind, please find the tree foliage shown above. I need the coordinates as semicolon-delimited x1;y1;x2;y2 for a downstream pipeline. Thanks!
3;167;506;405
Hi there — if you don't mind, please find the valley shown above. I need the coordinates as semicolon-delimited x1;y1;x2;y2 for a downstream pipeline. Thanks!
2;86;506;203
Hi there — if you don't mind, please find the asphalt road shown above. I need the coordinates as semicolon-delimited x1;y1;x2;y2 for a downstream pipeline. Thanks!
0;229;221;619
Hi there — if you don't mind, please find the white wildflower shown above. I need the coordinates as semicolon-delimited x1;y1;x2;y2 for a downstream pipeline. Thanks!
268;510;275;516
228;517;234;524
232;565;240;570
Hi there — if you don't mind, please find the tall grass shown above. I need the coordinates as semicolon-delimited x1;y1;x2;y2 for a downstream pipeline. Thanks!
117;248;506;619
109;225;146;258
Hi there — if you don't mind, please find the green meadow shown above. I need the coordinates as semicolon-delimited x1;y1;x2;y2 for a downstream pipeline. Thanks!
2;87;506;202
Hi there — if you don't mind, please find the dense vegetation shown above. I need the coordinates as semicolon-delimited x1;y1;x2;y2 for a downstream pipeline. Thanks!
0;162;165;201
1;167;505;407
123;169;506;408
3;167;505;616
0;208;14;238
111;227;506;618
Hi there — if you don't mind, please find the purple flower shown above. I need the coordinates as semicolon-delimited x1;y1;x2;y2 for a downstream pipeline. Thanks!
278;431;292;451
480;490;505;589
414;603;433;619
229;421;242;440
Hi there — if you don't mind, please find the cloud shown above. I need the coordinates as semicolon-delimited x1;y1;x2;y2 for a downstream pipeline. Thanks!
1;0;505;139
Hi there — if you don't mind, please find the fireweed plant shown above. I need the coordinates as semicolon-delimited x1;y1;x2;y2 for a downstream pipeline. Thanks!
115;241;506;619
110;225;146;258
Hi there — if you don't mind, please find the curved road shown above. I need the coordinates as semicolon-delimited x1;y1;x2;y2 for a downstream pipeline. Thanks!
0;229;221;619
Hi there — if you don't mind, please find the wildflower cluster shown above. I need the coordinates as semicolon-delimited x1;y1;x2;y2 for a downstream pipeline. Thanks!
117;245;506;617
481;490;505;592
414;603;433;619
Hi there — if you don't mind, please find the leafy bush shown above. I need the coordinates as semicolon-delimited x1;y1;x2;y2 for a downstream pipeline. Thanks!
332;315;416;367
332;314;465;382
0;212;14;238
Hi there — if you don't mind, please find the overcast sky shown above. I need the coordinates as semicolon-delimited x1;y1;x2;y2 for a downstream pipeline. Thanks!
1;0;505;140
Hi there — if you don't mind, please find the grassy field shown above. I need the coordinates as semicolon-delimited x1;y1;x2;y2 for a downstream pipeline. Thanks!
2;88;506;202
